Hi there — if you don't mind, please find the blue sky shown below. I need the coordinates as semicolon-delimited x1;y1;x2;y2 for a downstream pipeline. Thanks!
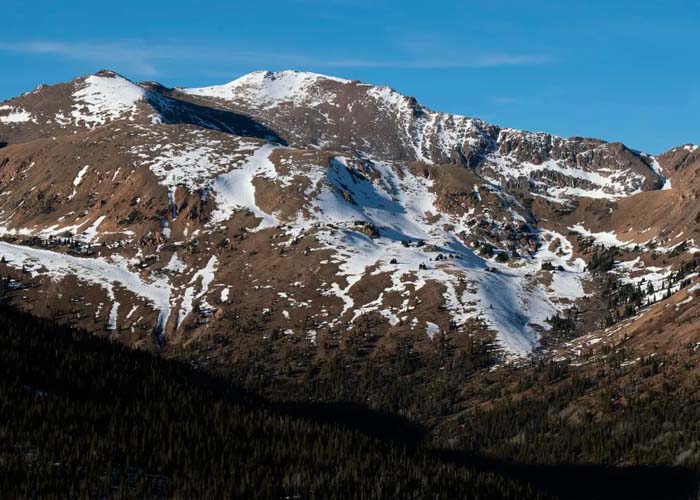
1;0;698;153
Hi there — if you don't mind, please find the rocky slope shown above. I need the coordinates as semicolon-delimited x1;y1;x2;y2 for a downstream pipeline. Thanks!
0;69;696;362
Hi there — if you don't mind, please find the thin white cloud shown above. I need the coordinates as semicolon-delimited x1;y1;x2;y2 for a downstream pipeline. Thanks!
0;39;553;76
0;41;159;76
397;35;554;68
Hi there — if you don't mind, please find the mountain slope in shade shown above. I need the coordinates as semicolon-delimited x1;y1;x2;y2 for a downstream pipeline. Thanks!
0;69;696;361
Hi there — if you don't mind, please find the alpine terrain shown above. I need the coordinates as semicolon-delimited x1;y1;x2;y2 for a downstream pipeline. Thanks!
2;69;700;498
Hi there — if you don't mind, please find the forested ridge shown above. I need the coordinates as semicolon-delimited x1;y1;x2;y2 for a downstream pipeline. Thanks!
0;305;548;499
3;300;700;498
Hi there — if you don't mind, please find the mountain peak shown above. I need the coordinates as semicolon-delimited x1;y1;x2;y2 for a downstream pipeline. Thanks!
228;69;352;87
92;69;128;79
180;69;352;107
72;71;146;126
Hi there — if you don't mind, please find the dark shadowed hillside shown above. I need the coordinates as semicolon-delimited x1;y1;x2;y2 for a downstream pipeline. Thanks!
0;305;550;499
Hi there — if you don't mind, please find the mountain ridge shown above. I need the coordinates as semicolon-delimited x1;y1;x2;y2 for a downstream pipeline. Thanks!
0;68;697;364
4;65;700;499
3;68;688;158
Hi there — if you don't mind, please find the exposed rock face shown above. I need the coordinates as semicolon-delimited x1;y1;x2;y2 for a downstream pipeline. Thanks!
0;69;694;359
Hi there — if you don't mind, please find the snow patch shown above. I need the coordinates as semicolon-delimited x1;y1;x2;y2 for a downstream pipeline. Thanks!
0;106;33;124
425;322;440;340
210;144;280;229
68;165;90;200
0;241;171;331
177;256;218;327
569;224;637;249
165;253;187;273
108;302;120;330
71;74;145;127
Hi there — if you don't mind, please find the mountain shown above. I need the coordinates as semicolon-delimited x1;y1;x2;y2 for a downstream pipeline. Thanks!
0;68;698;366
6;69;700;492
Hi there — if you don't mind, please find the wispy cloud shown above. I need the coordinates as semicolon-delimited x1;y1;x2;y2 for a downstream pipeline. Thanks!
397;35;554;69
0;39;553;77
0;41;160;76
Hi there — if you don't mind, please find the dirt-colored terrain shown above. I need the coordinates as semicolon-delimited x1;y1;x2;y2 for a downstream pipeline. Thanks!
1;70;700;415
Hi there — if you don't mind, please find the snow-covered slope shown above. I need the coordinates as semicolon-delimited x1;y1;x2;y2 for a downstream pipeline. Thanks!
182;70;352;109
0;68;693;360
0;121;587;356
70;72;147;126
